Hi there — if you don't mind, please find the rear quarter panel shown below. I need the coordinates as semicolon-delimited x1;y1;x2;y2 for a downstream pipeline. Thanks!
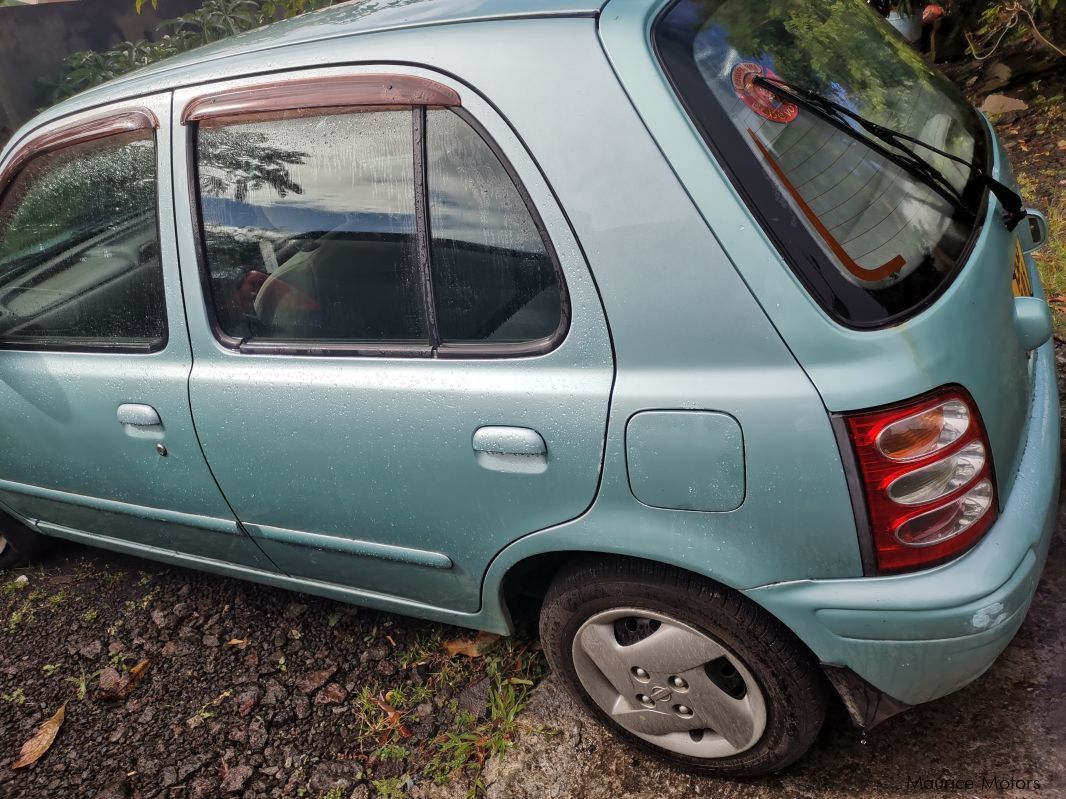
600;0;1031;505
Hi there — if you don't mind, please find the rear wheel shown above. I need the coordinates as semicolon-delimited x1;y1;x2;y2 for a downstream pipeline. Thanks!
539;558;828;776
0;512;47;570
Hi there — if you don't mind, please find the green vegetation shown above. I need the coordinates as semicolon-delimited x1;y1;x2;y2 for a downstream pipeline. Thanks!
374;743;409;761
1036;199;1066;333
0;576;28;597
423;644;546;798
0;687;26;704
370;775;407;798
2;586;66;631
50;0;429;103
65;670;93;701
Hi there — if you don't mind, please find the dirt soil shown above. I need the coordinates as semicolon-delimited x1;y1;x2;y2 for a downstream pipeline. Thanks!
1;66;1064;799
946;51;1066;210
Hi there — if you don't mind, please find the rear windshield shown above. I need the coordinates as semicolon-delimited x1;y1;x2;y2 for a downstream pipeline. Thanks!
654;0;989;327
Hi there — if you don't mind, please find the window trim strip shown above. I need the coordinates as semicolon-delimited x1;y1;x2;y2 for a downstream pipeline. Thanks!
181;74;461;125
412;106;442;350
0;108;159;202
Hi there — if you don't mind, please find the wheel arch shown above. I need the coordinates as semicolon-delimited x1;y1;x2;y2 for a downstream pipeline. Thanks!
490;547;752;631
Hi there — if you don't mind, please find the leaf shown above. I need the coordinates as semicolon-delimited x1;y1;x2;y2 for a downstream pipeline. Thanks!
223;638;249;649
97;659;150;701
372;696;412;739
128;660;150;683
442;632;500;659
11;701;67;770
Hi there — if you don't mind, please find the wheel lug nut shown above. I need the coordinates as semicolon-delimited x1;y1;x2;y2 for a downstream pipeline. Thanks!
632;667;650;681
638;694;654;708
674;704;693;718
669;676;688;690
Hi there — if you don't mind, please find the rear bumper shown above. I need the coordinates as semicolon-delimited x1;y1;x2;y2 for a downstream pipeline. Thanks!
744;334;1059;707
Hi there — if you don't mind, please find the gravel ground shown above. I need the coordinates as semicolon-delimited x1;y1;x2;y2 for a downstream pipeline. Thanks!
0;542;549;799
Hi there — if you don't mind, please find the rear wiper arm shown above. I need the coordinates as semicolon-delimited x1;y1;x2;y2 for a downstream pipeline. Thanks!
752;75;1025;231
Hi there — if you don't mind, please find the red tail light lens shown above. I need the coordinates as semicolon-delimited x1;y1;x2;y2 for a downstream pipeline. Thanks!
844;387;997;573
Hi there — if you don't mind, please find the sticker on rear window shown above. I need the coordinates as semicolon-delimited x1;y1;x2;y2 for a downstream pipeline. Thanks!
731;63;798;124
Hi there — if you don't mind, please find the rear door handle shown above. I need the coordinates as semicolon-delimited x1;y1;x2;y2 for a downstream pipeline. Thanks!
117;403;164;439
117;403;162;426
472;426;547;474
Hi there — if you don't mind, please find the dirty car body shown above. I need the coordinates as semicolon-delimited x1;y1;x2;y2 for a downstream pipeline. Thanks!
0;0;1057;775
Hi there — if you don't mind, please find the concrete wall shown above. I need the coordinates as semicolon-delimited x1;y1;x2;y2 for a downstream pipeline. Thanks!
0;0;200;145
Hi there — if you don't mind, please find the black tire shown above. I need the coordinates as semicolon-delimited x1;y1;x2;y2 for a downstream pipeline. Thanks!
0;510;47;570
539;557;828;777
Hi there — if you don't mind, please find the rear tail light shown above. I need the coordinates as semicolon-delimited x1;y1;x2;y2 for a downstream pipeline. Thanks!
843;387;997;573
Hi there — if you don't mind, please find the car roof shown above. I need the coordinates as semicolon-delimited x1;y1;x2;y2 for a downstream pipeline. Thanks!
1;0;609;155
75;0;604;105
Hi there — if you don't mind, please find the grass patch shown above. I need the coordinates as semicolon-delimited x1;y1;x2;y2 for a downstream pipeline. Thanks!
65;670;95;701
423;643;546;798
370;776;408;798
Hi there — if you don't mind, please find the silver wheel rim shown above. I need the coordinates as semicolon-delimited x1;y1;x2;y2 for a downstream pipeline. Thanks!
572;608;767;759
0;533;7;557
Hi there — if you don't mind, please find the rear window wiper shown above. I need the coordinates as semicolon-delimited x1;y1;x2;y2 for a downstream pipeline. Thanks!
752;75;1025;231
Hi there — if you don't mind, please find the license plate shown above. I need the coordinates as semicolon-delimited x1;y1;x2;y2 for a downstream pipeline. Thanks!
1011;240;1032;297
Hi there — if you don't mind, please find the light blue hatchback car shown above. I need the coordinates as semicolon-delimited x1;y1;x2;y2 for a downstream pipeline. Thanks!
0;0;1058;776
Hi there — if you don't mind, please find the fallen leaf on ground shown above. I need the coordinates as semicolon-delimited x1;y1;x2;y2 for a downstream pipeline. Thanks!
11;701;67;769
97;660;151;701
442;632;500;658
223;639;249;649
372;696;412;739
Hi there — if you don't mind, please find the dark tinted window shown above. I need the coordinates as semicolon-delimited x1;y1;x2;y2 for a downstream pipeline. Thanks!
654;0;988;327
426;110;561;344
0;131;165;348
197;110;427;344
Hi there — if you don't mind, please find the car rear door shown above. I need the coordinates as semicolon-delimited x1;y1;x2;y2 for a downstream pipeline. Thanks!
172;68;613;613
0;94;276;571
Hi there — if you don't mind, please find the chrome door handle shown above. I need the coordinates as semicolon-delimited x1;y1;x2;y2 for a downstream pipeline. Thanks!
117;403;162;426
472;426;547;474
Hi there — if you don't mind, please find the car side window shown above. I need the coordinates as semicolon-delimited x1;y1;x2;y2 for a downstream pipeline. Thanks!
0;130;165;350
427;109;561;345
196;110;427;344
191;96;565;356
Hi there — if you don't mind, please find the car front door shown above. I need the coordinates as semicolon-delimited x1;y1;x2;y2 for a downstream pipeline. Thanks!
173;68;613;613
0;96;277;571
